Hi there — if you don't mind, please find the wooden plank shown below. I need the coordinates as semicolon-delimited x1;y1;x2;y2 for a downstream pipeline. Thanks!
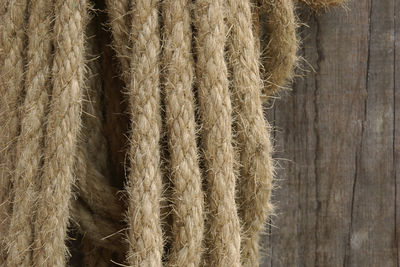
260;0;399;265
395;0;400;265
345;0;396;266
393;1;400;266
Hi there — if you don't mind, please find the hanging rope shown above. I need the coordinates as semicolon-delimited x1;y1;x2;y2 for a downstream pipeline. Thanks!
0;0;343;266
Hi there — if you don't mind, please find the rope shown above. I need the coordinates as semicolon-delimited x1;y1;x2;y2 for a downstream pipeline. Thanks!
162;0;204;265
225;0;275;265
0;0;343;265
32;1;87;265
193;0;241;265
6;1;54;265
0;1;28;264
125;0;163;265
259;0;298;97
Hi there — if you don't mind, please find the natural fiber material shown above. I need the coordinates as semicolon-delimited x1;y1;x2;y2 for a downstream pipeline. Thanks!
125;1;163;266
0;0;342;266
32;1;87;266
259;0;298;97
161;0;204;266
0;1;28;265
225;0;275;265
193;0;241;265
6;1;53;266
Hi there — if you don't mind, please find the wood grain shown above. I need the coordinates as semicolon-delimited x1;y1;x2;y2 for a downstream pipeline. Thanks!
261;0;399;266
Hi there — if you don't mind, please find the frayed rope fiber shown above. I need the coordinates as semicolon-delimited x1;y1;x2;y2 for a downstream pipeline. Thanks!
0;0;343;266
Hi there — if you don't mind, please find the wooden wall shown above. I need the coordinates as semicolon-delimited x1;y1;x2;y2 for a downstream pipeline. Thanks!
261;0;399;266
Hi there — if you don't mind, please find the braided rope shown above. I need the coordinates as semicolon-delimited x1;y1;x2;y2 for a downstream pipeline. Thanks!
226;0;275;265
5;1;54;266
32;1;87;265
193;0;242;265
125;0;163;265
0;1;28;264
162;0;204;265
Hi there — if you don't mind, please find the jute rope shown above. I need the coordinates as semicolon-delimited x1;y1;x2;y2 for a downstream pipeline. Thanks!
6;1;54;265
194;1;242;266
32;1;87;265
161;0;204;266
0;0;343;266
0;1;28;264
125;0;163;265
225;0;275;265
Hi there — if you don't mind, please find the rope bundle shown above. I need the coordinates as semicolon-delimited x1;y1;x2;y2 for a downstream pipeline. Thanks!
0;0;342;266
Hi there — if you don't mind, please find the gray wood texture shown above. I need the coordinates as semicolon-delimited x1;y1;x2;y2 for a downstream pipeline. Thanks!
261;1;399;266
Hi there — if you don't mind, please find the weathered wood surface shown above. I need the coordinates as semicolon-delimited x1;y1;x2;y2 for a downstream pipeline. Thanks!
261;0;399;266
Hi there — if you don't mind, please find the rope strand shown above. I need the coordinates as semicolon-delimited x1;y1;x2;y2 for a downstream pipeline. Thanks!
259;0;297;97
162;0;204;265
125;0;163;265
0;1;28;264
33;1;87;265
226;0;275;265
6;1;54;265
193;0;242;265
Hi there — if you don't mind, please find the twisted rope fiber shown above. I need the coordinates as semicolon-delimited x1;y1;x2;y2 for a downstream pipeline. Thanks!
0;1;28;264
162;0;204;265
193;0;242;266
226;0;275;265
5;1;54;266
125;0;163;265
32;0;87;265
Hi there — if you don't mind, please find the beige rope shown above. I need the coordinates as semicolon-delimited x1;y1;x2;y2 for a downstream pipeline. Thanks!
5;1;54;266
259;0;298;97
125;0;163;266
32;1;87;265
226;0;275;265
0;1;28;264
193;0;242;265
161;0;204;265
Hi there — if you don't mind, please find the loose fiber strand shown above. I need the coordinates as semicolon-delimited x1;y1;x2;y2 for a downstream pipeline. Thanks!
162;0;204;265
0;1;28;264
226;0;275;265
5;0;54;266
32;0;87;266
125;0;163;266
193;0;241;265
